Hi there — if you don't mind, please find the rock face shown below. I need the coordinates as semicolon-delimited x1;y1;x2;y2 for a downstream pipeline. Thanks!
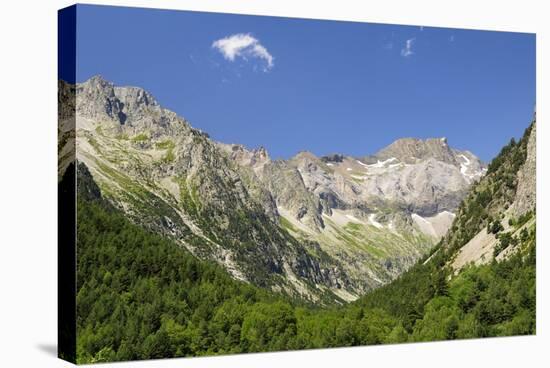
222;137;485;234
219;135;485;297
447;118;536;272
63;76;487;303
512;122;536;217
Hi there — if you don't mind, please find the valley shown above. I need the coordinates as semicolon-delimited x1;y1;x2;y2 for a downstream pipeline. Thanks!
62;76;487;302
59;77;536;364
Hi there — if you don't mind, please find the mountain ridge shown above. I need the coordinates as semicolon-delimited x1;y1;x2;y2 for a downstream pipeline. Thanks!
62;75;488;302
62;76;536;364
70;110;536;364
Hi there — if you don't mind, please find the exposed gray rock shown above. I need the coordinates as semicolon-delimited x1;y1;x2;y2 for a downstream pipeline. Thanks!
375;137;457;164
71;76;354;303
512;121;536;216
68;76;487;303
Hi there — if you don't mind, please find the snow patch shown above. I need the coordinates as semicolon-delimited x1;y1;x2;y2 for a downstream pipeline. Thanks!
458;154;481;182
367;157;398;168
459;154;471;165
326;163;334;166
323;209;366;227
459;154;471;176
388;163;403;169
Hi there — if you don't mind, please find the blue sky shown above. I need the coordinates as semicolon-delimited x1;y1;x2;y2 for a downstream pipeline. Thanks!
74;4;535;162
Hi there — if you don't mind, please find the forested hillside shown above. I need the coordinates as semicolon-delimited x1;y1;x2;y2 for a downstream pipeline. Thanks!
75;128;536;364
441;122;535;257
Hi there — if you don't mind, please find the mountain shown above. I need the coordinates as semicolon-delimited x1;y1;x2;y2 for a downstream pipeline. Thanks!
221;135;485;234
61;76;486;302
218;134;486;299
358;117;536;338
70;113;536;364
444;119;536;271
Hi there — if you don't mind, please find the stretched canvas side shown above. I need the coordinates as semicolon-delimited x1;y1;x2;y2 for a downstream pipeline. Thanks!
58;4;77;364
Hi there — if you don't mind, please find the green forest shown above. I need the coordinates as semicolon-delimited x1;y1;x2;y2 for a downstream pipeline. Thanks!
75;193;535;364
73;122;536;364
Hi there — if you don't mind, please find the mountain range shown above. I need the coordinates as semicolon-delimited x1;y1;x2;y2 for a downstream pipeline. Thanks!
61;76;489;303
59;76;536;363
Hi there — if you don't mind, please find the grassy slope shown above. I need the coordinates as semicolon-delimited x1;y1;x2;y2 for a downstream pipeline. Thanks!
83;124;349;303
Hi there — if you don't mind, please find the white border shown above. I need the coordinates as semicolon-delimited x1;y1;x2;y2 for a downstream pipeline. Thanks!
0;1;547;367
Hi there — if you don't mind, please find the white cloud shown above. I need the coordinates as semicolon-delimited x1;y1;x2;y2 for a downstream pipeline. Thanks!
449;35;455;42
212;33;274;71
401;38;415;57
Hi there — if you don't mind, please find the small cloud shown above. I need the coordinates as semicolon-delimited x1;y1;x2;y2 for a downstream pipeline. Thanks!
384;42;394;50
401;38;415;57
419;26;424;31
212;33;274;71
449;35;455;42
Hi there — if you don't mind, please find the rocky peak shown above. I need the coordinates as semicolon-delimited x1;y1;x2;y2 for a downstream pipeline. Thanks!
375;137;457;164
290;152;329;179
290;151;321;168
76;75;121;122
217;143;271;169
76;75;161;125
114;85;158;110
82;74;113;90
292;151;318;160
253;146;270;163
